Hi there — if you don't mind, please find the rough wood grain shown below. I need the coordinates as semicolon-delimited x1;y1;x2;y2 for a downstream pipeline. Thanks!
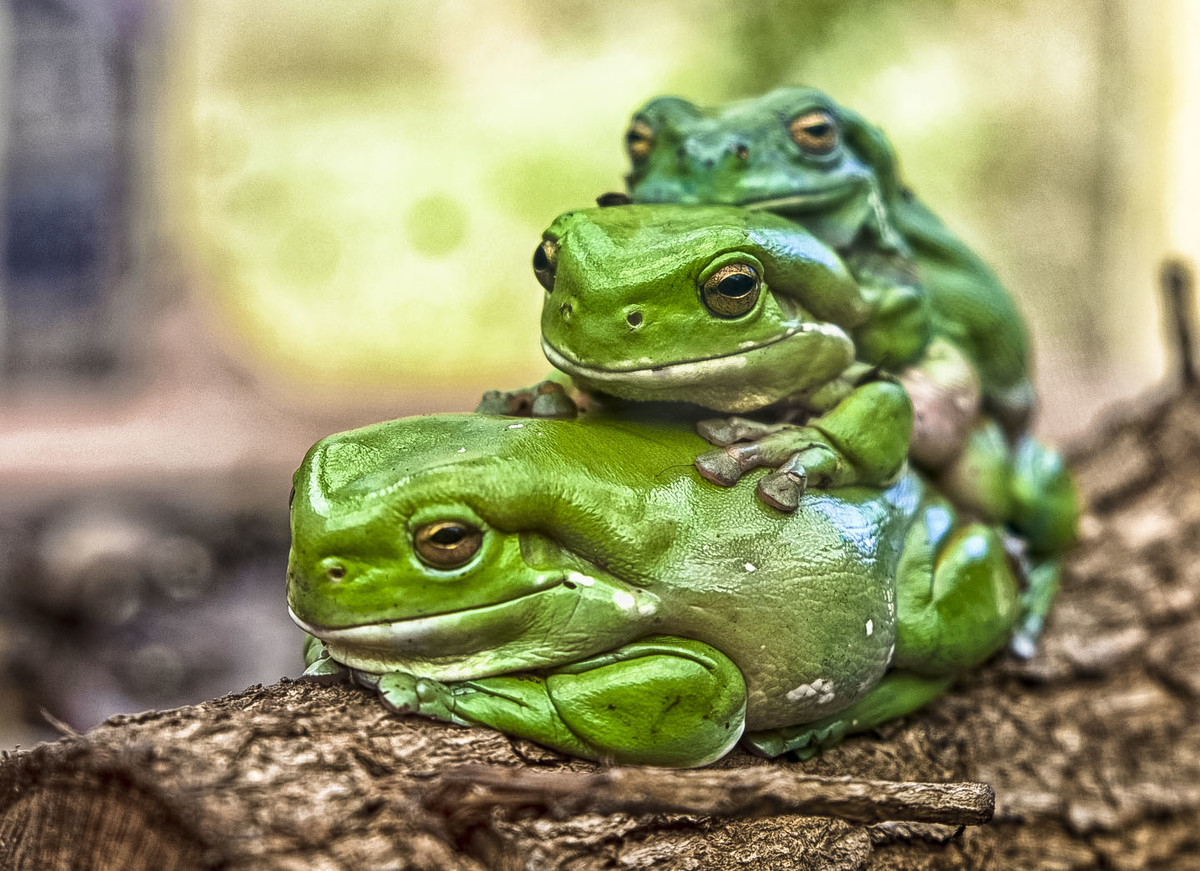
3;388;1200;869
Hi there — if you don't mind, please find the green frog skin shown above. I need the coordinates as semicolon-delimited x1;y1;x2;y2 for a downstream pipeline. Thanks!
492;204;918;514
623;87;1034;431
287;412;1024;768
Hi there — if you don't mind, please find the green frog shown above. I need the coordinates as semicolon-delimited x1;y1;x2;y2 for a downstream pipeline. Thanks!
483;204;1076;652
622;87;1033;432
288;412;1025;768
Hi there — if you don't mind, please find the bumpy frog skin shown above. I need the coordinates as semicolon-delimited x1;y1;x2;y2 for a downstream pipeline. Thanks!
288;413;1025;768
624;87;1033;429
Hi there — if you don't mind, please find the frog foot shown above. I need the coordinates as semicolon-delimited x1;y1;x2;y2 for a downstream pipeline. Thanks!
695;418;843;512
300;635;350;684
476;381;578;419
743;719;849;761
376;672;465;725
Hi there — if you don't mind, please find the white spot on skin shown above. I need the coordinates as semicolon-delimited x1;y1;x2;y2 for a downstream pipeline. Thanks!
744;562;756;572
457;448;466;453
787;677;837;705
612;590;636;610
866;619;874;637
638;600;656;616
507;423;525;429
567;571;594;587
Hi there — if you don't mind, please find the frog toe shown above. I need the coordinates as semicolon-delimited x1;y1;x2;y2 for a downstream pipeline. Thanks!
757;468;806;512
696;416;783;447
531;390;578;419
695;448;745;486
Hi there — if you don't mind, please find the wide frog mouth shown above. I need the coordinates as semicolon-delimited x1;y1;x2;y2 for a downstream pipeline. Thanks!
291;573;661;681
542;322;833;383
740;183;864;213
289;579;562;645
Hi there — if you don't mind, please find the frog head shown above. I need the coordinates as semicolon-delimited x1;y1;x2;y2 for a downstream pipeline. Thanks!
624;88;903;250
286;415;676;680
535;204;868;412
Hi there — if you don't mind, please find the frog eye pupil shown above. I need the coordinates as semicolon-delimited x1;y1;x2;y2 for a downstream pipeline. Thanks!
717;273;756;298
532;239;558;292
626;120;655;162
430;525;466;545
789;110;840;155
701;264;761;318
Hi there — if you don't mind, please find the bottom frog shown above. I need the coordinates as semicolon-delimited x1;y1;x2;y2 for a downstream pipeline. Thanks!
287;413;1031;768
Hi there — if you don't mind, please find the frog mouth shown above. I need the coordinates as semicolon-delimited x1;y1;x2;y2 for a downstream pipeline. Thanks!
288;580;563;646
542;322;841;384
742;185;860;212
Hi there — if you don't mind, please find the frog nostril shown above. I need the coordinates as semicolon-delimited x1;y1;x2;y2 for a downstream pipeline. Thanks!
559;302;573;322
626;311;643;328
734;143;749;161
325;562;346;582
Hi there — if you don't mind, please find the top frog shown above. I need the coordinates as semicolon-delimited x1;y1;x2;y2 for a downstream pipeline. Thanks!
624;87;1032;433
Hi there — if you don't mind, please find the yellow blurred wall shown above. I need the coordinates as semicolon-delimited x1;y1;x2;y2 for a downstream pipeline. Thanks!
174;1;1198;433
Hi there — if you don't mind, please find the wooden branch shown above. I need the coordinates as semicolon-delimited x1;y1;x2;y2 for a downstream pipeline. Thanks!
3;390;1200;868
1161;257;1198;388
425;766;994;831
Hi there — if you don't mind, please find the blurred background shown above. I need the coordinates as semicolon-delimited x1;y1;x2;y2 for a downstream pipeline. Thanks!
0;0;1197;747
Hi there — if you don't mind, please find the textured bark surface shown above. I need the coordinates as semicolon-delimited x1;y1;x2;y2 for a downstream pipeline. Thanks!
3;389;1200;869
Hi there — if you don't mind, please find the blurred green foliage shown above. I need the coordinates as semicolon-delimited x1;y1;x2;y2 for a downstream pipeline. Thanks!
181;0;1156;408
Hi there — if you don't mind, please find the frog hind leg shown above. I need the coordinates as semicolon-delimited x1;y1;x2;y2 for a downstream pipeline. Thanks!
1009;435;1079;557
894;514;1023;677
396;636;748;768
743;672;953;759
746;516;1023;760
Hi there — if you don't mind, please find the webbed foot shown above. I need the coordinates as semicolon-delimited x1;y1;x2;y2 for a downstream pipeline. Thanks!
476;380;578;419
744;719;849;760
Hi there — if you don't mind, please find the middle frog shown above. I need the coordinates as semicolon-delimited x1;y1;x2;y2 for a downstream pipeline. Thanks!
536;204;921;513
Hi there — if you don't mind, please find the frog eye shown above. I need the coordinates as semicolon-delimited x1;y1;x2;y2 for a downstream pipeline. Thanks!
532;239;559;292
789;109;840;156
701;263;761;319
413;521;484;570
625;119;655;163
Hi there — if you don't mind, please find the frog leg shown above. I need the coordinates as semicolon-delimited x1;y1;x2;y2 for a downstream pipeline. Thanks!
743;672;954;760
748;518;1023;760
300;634;350;682
893;516;1022;676
475;376;579;419
695;379;913;511
373;636;747;768
1009;559;1061;660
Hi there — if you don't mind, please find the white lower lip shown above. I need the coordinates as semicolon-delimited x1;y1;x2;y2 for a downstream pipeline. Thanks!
288;586;559;647
542;324;834;385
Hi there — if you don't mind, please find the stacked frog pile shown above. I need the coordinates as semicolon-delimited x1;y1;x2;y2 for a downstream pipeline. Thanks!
285;88;1079;768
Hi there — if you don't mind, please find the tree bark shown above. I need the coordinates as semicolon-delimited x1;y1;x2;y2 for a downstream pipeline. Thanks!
3;389;1200;869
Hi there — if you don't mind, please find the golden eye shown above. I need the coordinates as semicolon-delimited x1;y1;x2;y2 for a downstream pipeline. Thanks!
414;521;483;570
701;263;761;319
625;119;655;162
532;239;559;292
789;110;840;155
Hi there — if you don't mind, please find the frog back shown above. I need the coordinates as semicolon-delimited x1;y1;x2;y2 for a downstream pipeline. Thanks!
648;471;926;731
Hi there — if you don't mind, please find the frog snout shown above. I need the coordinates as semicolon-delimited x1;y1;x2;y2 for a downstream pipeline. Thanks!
678;137;750;173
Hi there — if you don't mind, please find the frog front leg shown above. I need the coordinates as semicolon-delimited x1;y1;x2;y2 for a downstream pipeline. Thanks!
372;636;747;768
694;378;913;511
